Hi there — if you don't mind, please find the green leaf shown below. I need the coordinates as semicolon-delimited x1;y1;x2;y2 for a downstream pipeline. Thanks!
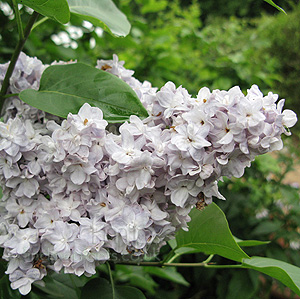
67;0;131;37
18;0;70;24
264;0;286;14
175;203;249;262
226;271;259;299
115;265;157;294
233;236;270;247
251;220;282;236
144;267;190;286
167;238;177;249
33;273;84;299
0;273;21;299
19;63;148;122
80;278;146;299
242;256;300;295
140;0;168;14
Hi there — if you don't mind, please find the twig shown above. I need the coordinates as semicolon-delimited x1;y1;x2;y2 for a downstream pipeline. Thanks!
113;260;243;268
106;262;116;299
11;0;24;40
0;11;39;112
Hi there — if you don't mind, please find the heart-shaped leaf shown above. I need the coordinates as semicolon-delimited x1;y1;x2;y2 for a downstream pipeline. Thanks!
67;0;131;37
19;0;70;24
242;256;300;295
175;203;249;262
19;63;148;122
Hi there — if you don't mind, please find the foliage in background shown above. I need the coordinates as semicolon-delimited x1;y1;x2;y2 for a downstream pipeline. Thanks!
2;0;300;118
1;0;300;298
261;3;300;120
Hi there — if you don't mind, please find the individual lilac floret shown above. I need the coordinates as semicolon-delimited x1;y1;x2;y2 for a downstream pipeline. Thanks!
166;175;202;208
4;227;38;255
9;268;43;295
67;103;108;137
110;205;152;249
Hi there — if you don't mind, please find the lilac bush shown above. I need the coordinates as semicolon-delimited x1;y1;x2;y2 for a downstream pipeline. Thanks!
0;53;297;295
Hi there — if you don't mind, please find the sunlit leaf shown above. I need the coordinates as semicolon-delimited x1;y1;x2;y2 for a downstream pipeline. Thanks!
67;0;131;37
18;0;70;24
175;204;249;262
19;63;148;122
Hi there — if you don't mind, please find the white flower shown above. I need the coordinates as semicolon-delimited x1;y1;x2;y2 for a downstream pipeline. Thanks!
105;128;144;165
156;81;189;118
110;205;152;249
68;103;108;137
0;118;29;156
79;216;107;243
167;175;202;207
6;169;39;198
171;123;211;160
6;198;37;228
4;228;38;255
0;152;21;179
42;221;79;259
10;268;42;295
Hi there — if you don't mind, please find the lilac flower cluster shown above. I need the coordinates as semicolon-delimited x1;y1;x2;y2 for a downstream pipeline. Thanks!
0;53;297;295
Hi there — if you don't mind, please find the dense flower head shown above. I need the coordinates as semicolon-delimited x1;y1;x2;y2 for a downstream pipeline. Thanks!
0;53;297;294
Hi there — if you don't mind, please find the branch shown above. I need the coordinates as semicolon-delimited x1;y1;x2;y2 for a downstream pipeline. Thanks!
113;260;243;269
0;11;39;112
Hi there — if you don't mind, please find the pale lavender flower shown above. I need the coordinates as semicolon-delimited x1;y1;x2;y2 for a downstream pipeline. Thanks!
0;152;21;179
6;169;39;198
110;205;152;249
10;268;42;295
42;221;79;259
68;103;108;137
4;228;38;255
6;198;37;228
0;118;29;156
171;123;211;160
166;175;201;208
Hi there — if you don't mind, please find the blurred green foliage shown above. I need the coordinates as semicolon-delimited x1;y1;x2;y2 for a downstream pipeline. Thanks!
262;4;300;119
1;0;300;298
1;0;300;113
